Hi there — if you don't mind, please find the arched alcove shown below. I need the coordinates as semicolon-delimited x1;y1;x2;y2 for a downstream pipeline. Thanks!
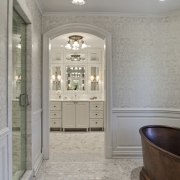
42;23;113;159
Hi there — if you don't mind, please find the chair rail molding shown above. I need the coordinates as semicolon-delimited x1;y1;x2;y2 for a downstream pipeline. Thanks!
112;108;180;158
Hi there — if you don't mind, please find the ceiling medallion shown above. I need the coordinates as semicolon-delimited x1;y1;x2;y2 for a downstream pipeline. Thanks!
65;35;90;51
72;0;86;6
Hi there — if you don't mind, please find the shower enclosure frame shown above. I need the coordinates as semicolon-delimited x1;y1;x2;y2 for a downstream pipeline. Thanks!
7;0;33;179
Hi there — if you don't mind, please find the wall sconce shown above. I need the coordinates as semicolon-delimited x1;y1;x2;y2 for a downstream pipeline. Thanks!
90;75;100;82
51;72;61;81
57;75;61;81
15;75;21;81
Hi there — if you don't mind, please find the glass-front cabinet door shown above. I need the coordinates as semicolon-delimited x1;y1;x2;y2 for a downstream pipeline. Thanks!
66;66;86;91
50;65;62;91
12;10;27;180
88;49;101;63
89;66;101;91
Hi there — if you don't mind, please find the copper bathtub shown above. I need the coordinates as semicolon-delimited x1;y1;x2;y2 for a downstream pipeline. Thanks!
139;125;180;180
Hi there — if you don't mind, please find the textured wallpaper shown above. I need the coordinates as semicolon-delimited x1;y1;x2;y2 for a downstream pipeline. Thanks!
43;14;180;108
25;0;42;112
0;0;8;130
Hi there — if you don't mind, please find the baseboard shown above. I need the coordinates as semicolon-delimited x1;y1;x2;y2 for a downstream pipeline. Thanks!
33;153;43;177
112;146;142;159
105;145;113;158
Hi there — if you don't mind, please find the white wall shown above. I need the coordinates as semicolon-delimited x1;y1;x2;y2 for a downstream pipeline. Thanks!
42;15;180;108
42;13;180;157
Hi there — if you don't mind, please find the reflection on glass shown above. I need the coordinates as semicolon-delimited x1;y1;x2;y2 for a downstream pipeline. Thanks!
90;67;100;91
51;66;61;91
12;10;26;180
66;66;85;91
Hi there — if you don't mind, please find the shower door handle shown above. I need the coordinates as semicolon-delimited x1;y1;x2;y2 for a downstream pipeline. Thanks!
19;93;30;107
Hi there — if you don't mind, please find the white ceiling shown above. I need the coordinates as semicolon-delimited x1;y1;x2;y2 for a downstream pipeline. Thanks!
37;0;180;15
51;32;105;48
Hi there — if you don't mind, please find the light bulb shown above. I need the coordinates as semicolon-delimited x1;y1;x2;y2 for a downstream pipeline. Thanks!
15;76;18;80
65;43;71;49
81;43;87;49
57;75;61;80
16;44;21;49
96;76;100;81
90;76;94;81
51;75;55;80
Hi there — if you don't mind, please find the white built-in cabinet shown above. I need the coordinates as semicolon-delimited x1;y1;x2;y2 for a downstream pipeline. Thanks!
49;47;104;131
50;101;62;129
49;48;104;99
62;101;89;130
50;101;104;131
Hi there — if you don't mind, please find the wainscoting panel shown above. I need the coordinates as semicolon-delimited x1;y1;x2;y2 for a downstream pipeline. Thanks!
112;109;180;158
0;128;9;180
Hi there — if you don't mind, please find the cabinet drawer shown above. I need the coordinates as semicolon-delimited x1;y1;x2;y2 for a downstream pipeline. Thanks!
90;102;103;110
90;111;103;118
50;101;61;110
90;119;103;128
50;119;61;128
50;111;61;118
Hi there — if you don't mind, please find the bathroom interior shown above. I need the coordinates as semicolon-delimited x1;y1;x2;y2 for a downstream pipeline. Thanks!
2;0;179;180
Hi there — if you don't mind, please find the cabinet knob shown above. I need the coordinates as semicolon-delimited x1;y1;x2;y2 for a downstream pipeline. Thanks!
54;114;56;116
54;106;56;108
96;106;98;108
54;122;56;124
96;122;98;124
96;114;98;116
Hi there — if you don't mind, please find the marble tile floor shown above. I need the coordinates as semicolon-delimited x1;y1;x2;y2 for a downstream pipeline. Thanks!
35;131;143;180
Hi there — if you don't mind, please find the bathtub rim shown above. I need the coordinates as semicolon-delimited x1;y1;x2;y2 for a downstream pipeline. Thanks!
139;125;180;160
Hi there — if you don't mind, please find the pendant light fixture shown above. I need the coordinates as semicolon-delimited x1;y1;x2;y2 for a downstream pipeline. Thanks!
65;35;90;51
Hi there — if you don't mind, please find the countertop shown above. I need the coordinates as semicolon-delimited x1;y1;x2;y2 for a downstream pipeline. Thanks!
50;99;104;102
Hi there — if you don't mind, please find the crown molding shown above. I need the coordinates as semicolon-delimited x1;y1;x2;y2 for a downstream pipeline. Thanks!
42;11;172;18
34;0;43;14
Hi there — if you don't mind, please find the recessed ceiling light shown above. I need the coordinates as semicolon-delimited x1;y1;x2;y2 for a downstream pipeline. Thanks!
72;0;86;6
159;0;165;2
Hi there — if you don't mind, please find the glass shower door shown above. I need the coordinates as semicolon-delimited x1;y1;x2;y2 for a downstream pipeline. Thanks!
12;10;28;180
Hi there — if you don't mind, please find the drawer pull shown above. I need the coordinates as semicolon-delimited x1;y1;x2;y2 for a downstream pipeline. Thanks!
96;106;98;108
96;114;98;115
96;122;98;124
54;114;56;116
54;106;56;108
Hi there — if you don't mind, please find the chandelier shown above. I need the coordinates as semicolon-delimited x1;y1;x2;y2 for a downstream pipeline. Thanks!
65;35;89;51
72;0;85;6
